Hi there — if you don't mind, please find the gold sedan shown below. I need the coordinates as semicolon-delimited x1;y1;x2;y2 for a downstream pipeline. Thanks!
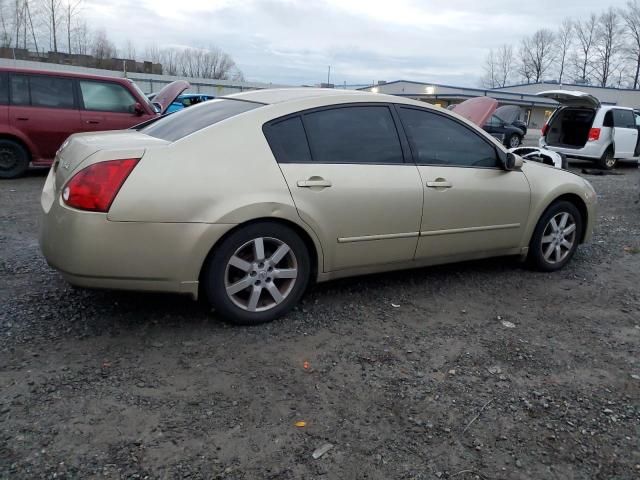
40;89;597;324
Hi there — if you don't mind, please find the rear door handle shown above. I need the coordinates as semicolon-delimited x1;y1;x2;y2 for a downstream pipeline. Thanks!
85;120;100;125
297;178;332;188
16;117;29;121
426;180;452;188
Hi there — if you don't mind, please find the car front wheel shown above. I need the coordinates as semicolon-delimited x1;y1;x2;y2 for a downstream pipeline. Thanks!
202;222;311;325
528;201;582;272
507;134;522;148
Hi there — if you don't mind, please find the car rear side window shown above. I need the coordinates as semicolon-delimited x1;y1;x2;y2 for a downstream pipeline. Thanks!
30;75;74;109
263;116;312;163
141;99;262;142
0;72;8;104
80;80;136;113
10;75;29;106
302;106;403;164
613;109;635;129
399;107;499;168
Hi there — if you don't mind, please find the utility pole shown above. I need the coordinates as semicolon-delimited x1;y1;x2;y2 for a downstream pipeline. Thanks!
327;65;330;84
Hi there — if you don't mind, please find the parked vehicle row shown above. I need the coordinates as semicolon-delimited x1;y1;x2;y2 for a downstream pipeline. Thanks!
39;89;597;324
0;67;188;178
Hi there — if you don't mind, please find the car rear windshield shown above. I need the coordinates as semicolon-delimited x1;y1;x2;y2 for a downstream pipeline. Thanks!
141;98;262;142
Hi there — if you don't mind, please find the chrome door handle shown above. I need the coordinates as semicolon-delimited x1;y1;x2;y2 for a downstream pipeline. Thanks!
297;178;332;188
426;180;452;188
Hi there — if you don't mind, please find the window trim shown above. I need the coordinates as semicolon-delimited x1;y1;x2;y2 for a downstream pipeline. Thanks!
77;78;137;114
262;102;413;165
9;72;78;110
393;104;504;170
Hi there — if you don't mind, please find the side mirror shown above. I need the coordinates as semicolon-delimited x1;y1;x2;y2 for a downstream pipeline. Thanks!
133;102;145;115
503;152;523;170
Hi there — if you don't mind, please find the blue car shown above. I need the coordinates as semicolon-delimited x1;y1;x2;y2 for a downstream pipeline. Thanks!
165;94;215;114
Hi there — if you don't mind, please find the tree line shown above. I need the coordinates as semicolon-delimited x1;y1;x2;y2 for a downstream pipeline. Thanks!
0;0;243;80
482;1;640;89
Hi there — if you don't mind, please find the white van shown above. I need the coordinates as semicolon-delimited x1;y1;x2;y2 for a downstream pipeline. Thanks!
537;90;640;169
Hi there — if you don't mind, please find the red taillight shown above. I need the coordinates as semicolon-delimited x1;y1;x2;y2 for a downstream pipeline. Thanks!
62;159;139;212
541;123;549;136
588;128;601;142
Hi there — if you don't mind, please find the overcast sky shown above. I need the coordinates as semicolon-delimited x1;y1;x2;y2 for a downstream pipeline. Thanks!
83;0;629;87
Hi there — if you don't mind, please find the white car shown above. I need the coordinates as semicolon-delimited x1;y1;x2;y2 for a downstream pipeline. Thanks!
537;90;640;169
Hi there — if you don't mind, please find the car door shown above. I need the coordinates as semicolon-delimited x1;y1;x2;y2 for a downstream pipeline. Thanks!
78;79;147;131
611;109;638;159
264;104;424;272
396;106;531;260
9;73;80;162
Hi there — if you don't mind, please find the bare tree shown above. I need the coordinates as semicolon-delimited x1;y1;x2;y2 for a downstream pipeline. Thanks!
556;19;573;83
521;29;555;83
160;47;180;75
573;13;598;83
41;0;63;52
516;39;534;83
481;48;498;88
0;1;13;47
496;44;514;87
622;0;640;88
123;38;136;60
91;28;115;66
72;17;88;55
64;0;81;54
177;46;241;80
593;7;625;87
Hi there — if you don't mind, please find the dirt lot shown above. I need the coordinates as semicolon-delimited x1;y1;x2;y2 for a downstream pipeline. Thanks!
1;163;639;480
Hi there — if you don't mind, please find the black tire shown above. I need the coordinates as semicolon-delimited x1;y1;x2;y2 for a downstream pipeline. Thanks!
596;147;616;170
202;222;311;325
0;139;29;179
528;201;583;272
507;134;522;148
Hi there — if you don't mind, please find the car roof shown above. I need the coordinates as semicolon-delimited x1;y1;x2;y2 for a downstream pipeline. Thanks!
226;88;376;105
0;66;131;84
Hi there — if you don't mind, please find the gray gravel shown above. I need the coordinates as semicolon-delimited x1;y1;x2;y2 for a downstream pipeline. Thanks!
1;163;639;479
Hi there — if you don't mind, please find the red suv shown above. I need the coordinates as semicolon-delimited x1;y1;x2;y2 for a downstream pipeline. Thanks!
0;67;188;178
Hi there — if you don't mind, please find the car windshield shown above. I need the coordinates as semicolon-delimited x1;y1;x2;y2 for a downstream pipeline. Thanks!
140;98;263;142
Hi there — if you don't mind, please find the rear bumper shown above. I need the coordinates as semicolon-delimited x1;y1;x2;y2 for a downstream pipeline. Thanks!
538;139;607;160
39;189;235;299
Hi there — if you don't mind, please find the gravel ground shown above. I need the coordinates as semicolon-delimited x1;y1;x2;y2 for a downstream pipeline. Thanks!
1;163;639;480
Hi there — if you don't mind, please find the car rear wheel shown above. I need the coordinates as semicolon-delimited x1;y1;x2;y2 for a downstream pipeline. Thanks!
203;222;311;325
528;201;582;272
0;140;29;179
507;134;522;148
597;147;616;170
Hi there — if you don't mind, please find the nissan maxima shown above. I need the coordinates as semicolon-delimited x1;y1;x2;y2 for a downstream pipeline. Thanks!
40;89;597;324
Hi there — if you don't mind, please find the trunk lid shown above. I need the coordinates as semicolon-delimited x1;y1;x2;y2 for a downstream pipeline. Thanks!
536;90;600;109
53;130;169;190
151;80;190;114
451;97;498;127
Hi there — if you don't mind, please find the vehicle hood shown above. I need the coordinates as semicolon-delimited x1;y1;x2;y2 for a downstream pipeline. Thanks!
151;80;190;114
451;97;498;127
536;90;600;109
495;105;521;124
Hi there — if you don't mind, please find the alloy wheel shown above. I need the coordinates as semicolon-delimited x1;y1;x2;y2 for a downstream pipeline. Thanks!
224;237;298;312
509;135;521;148
540;212;577;264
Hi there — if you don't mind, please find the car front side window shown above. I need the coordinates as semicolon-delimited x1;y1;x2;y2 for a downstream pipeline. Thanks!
399;107;499;168
80;80;136;113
